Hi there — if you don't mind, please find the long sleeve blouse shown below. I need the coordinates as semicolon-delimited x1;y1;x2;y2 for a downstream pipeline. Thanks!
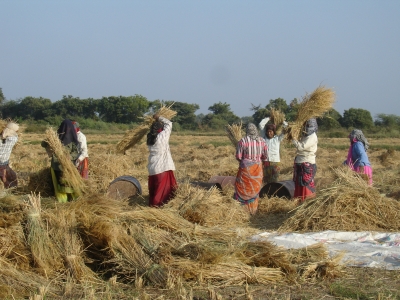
77;131;89;162
352;141;371;168
147;117;176;176
292;132;318;164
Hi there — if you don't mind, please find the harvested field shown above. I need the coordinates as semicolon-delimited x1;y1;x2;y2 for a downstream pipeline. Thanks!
1;132;400;299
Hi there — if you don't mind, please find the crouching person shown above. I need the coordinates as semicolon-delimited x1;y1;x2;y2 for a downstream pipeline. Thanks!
0;122;19;188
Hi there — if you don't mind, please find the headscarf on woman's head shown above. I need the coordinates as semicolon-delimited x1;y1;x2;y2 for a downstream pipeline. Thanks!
246;123;259;140
57;119;78;146
349;129;369;151
303;118;318;136
146;120;164;146
265;123;276;135
71;121;80;133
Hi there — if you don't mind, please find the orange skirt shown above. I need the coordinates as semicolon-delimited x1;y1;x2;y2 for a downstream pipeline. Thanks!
234;162;263;214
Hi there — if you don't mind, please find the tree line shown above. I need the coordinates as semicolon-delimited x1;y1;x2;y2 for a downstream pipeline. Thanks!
0;88;398;132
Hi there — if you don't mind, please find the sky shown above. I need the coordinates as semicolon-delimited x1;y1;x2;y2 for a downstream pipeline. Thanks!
1;0;399;118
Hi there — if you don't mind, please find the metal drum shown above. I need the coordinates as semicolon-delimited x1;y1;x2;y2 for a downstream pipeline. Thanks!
107;176;142;200
259;180;295;199
208;176;236;190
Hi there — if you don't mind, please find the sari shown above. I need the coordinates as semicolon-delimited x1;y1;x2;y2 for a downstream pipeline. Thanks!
148;170;177;207
263;161;281;184
234;161;263;215
293;162;317;202
77;157;89;179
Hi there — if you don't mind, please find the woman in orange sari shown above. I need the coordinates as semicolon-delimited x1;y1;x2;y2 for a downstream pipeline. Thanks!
234;123;268;214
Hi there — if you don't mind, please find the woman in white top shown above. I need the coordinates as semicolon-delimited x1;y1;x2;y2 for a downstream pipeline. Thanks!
147;114;177;207
72;121;89;179
259;117;286;184
292;118;318;202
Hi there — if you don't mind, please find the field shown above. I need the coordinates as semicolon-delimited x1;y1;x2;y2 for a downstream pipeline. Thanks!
2;132;400;299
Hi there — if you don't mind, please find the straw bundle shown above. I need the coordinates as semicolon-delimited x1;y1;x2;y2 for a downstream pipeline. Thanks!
43;127;86;195
225;122;243;147
269;108;286;134
166;182;250;227
300;252;345;280
168;259;283;286
116;104;177;154
286;85;335;141
279;167;400;232
25;193;63;275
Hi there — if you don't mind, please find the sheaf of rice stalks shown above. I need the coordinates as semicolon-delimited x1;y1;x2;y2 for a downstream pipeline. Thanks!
286;85;335;141
225;122;243;147
116;104;177;154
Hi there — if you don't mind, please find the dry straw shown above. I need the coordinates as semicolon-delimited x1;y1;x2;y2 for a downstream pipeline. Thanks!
279;167;400;232
43;127;86;195
269;108;286;134
286;85;335;141
225;121;243;147
116;104;177;154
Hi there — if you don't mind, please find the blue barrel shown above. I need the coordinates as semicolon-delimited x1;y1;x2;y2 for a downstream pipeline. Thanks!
107;176;142;200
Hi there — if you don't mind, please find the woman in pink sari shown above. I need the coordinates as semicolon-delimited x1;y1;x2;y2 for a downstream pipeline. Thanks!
344;129;372;185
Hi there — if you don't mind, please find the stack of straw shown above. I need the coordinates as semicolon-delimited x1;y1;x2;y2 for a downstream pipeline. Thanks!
116;104;177;154
279;167;400;232
286;85;335;141
43;127;86;195
225;121;243;147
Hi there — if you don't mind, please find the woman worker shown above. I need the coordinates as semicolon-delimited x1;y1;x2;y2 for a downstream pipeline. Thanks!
72;121;89;179
42;119;80;202
344;129;372;185
234;123;268;215
147;114;177;207
259;117;287;184
292;118;318;202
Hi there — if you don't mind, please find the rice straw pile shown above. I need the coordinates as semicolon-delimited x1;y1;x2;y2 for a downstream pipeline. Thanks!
286;85;335;141
116;104;177;154
43;127;86;195
279;167;400;232
269;108;286;134
225;121;243;147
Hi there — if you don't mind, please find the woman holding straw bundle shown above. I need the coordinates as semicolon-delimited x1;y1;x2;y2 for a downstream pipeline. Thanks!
72;121;89;179
0;121;19;189
259;117;287;184
41;119;80;202
147;114;177;207
344;129;372;185
292;118;318;202
234;123;268;215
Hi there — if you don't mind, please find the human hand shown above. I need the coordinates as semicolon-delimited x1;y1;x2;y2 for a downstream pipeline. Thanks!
359;166;364;173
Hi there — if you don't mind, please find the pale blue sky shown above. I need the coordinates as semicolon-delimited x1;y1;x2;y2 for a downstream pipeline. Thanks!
1;0;399;118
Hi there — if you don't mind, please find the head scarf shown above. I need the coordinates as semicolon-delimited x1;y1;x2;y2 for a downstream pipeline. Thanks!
303;118;318;136
349;129;369;151
57;119;78;146
72;121;80;133
146;120;164;146
246;123;259;140
265;123;276;135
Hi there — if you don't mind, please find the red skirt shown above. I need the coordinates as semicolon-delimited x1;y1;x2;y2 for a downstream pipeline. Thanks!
77;158;89;179
148;170;177;207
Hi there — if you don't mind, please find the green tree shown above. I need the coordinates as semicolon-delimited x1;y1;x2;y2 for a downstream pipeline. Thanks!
374;114;400;129
317;108;342;130
0;100;19;120
266;98;289;113
18;96;53;120
341;108;374;129
159;100;200;130
202;102;240;129
0;88;4;105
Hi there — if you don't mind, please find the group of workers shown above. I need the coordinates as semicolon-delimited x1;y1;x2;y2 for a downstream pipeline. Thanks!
0;115;371;214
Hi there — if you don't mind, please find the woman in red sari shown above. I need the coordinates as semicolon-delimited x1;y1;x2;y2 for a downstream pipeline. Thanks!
147;114;177;207
234;123;268;215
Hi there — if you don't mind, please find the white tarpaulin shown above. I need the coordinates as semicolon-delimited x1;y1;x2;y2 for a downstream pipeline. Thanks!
252;230;400;270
